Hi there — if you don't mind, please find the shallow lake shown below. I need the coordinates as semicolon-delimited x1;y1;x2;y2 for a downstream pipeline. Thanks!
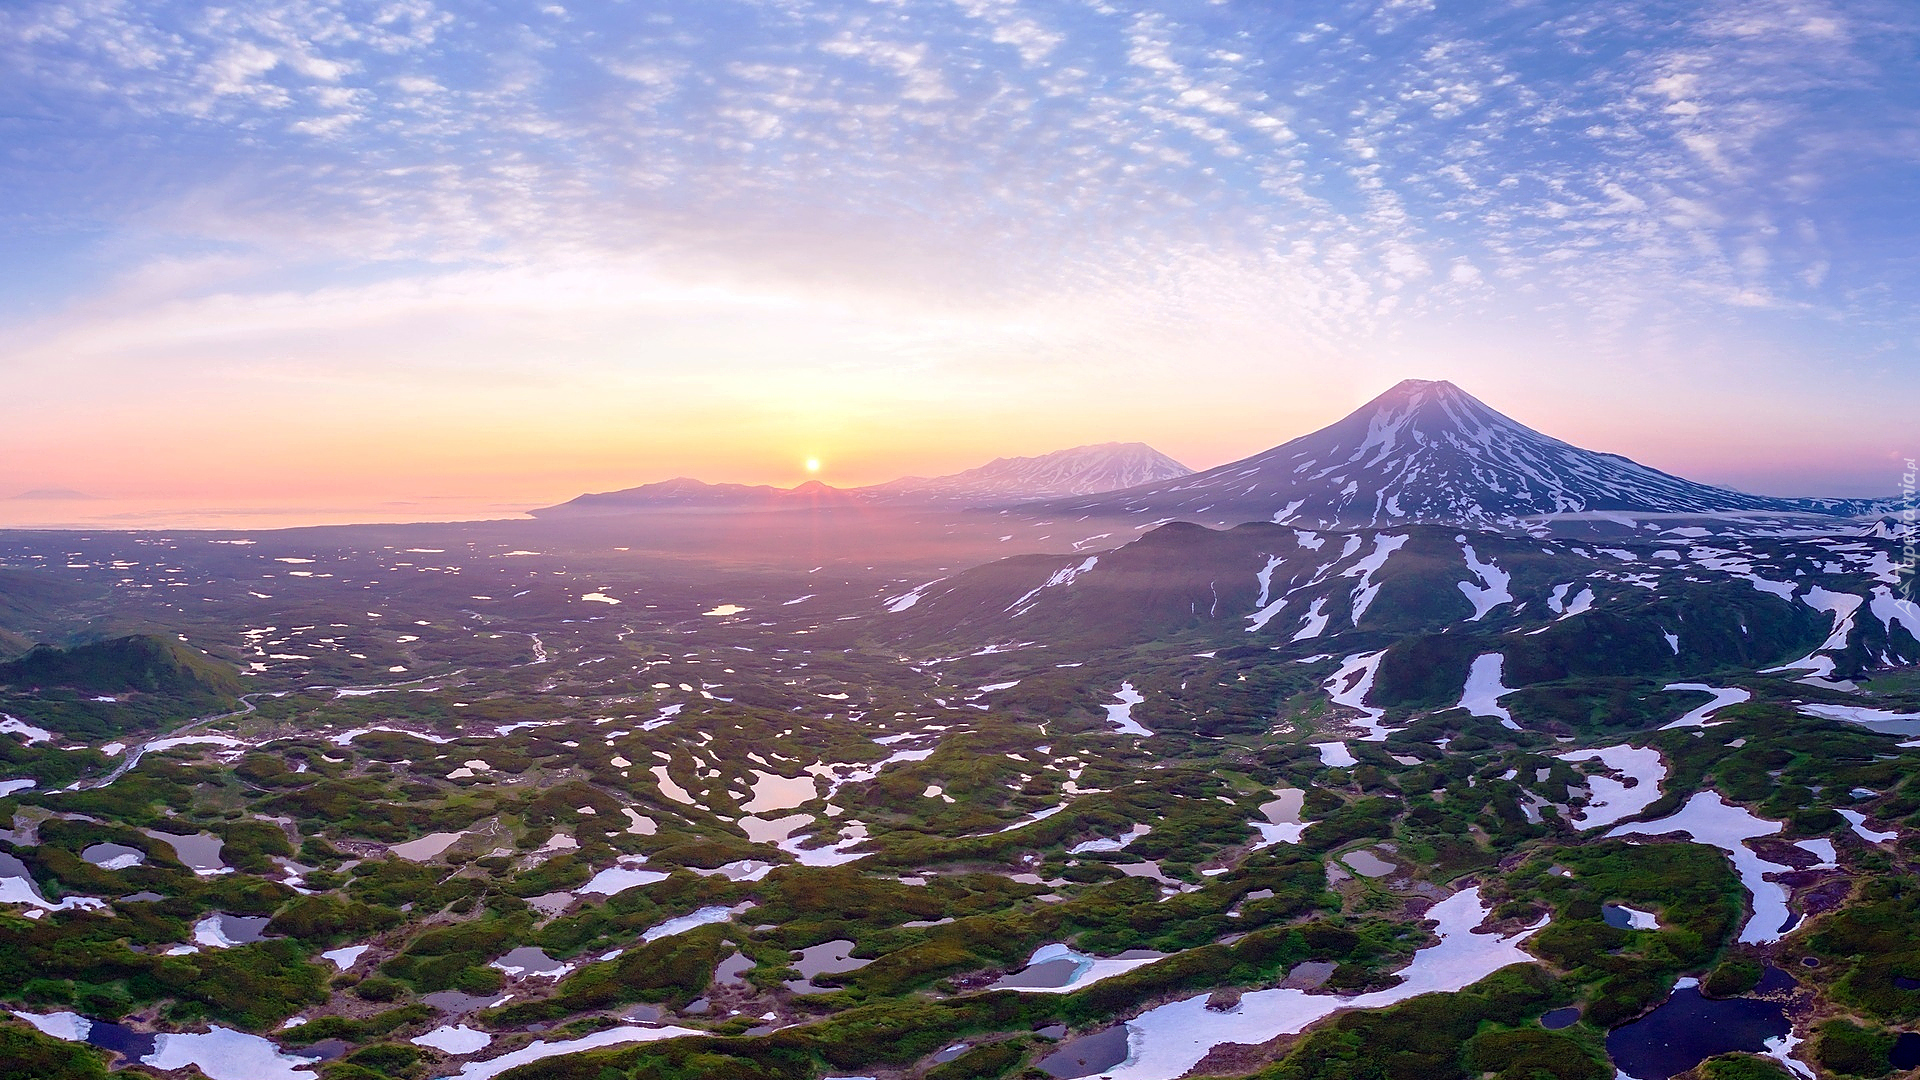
741;771;817;814
388;831;467;861
1037;1025;1130;1078
490;946;570;978
990;944;1164;993
142;829;228;873
784;939;871;992
1342;850;1395;877
714;951;754;986
422;990;503;1015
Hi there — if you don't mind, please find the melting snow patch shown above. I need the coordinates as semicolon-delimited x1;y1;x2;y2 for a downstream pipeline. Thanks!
1068;824;1151;855
1456;541;1513;621
1607;792;1792;945
1794;839;1838;869
321;945;369;970
1006;557;1099;616
1323;651;1390;740
441;1025;704;1080
1343;534;1408;625
1838;809;1896;844
1458;654;1519;730
1290;597;1331;641
0;716;54;744
144;1026;322;1080
642;904;749;943
1556;745;1665;830
1102;888;1543;1080
413;1025;493;1054
1660;684;1750;729
1104;683;1151;736
1798;703;1920;735
1313;742;1357;768
580;861;670;897
885;578;945;613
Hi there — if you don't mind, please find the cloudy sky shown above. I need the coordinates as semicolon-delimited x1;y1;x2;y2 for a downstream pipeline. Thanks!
3;0;1917;524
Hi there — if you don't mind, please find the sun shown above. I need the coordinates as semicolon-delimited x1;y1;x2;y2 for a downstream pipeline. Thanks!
804;457;821;474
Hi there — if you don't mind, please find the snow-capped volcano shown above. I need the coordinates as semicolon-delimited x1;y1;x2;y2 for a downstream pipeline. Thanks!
1042;379;1877;529
863;442;1191;504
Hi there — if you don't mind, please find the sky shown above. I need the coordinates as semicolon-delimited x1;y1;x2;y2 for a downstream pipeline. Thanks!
2;0;1918;527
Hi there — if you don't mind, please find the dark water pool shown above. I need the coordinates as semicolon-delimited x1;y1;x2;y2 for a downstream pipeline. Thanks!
1606;983;1787;1080
1541;1007;1581;1030
1892;1032;1920;1070
83;1019;157;1062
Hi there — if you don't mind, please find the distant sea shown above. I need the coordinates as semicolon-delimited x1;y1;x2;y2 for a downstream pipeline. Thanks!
0;496;540;531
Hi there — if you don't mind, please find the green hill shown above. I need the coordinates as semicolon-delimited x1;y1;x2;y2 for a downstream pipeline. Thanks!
0;633;242;738
0;627;31;660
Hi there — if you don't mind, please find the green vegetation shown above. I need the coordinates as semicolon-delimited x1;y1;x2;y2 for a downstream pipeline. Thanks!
0;1023;112;1080
1811;1019;1896;1077
0;521;1914;1080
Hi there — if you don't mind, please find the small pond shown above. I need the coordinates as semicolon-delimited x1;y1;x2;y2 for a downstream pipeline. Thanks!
1342;850;1395;878
81;843;146;870
1602;903;1658;930
1541;1007;1580;1030
195;914;272;947
422;990;503;1015
1892;1032;1920;1071
490;946;571;978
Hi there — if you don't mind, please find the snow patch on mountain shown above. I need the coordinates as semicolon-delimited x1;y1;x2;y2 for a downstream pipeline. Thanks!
1007;557;1099;617
1344;533;1408;625
1459;654;1519;729
1324;651;1390;740
1456;540;1513;621
886;578;946;613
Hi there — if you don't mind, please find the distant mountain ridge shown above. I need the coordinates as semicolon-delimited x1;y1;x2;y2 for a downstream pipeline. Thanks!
532;442;1192;516
861;442;1191;504
1035;379;1887;530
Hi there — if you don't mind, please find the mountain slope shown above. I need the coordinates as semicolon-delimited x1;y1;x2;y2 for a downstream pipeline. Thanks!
862;442;1190;504
1038;379;1882;530
875;518;1918;713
